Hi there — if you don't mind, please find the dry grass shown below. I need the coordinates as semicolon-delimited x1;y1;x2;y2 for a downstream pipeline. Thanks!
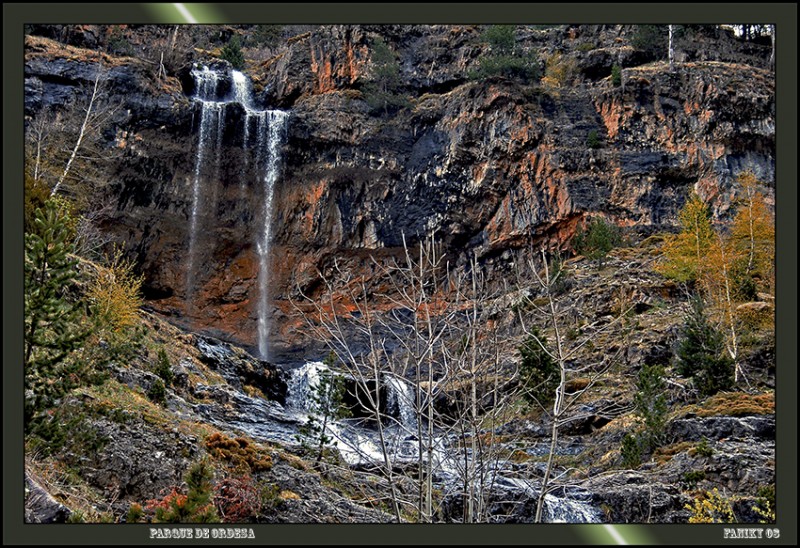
25;452;114;523
83;379;217;441
601;413;642;434
565;377;591;394
679;391;774;418
279;489;301;501
204;432;273;473
277;450;311;472
653;441;695;465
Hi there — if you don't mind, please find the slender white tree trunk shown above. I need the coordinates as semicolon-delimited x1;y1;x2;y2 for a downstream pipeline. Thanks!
668;25;675;72
52;62;102;196
534;252;566;523
716;234;742;384
770;25;775;68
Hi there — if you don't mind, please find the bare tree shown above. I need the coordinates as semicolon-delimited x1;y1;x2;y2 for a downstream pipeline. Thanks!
668;25;675;71
294;234;527;523
436;252;527;523
512;249;626;523
26;60;121;201
770;25;775;68
25;111;52;185
295;226;646;523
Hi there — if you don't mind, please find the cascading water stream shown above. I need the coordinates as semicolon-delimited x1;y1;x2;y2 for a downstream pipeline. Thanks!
187;66;225;304
197;354;601;522
256;110;288;360
285;361;326;409
183;66;600;523
186;65;288;360
385;375;418;432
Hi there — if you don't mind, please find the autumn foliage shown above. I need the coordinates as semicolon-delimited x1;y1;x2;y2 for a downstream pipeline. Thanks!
657;192;715;283
213;476;260;523
145;460;219;523
659;173;774;388
86;248;143;336
204;432;273;473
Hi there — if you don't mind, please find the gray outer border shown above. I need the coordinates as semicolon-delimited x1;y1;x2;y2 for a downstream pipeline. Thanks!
3;3;796;545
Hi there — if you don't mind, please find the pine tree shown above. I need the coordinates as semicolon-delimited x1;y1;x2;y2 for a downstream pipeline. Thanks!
220;35;245;70
620;432;643;468
24;198;91;420
482;25;516;55
634;364;668;449
472;25;539;82
676;296;734;396
149;459;219;523
573;216;621;269
183;459;218;522
631;25;668;59
611;64;622;86
518;328;560;409
363;37;407;115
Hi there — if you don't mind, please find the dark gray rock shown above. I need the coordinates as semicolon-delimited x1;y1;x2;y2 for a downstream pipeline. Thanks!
25;476;71;524
263;463;395;523
666;415;775;442
585;472;690;523
72;417;200;501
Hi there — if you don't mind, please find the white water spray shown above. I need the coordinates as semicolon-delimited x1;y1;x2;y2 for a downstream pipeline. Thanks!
187;67;225;302
385;375;418;432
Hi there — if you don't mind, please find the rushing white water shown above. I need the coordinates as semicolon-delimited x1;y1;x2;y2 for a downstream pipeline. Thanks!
193;65;222;100
385;375;418;432
187;65;288;360
543;492;601;523
221;360;600;522
285;361;326;409
496;477;600;523
231;70;254;110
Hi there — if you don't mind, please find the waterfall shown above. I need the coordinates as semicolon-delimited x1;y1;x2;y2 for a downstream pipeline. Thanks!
186;65;288;360
187;66;225;303
234;70;254;200
231;70;254;109
543;493;601;523
256;110;288;360
385;375;418;432
495;477;600;523
285;361;326;410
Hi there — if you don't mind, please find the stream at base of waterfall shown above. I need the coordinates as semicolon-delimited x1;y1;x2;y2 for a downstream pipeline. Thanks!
189;340;600;523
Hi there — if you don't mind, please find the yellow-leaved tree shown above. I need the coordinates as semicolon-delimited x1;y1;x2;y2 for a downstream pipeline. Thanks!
729;171;775;296
702;232;744;382
660;174;775;388
86;249;143;334
657;191;715;283
82;247;145;364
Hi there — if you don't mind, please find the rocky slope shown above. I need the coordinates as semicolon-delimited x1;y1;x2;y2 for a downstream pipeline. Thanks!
23;248;775;524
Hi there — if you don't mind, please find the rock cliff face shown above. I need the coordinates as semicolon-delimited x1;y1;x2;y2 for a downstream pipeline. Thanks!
24;25;775;361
